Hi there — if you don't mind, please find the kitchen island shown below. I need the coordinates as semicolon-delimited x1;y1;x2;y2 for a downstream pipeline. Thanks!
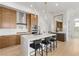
21;33;56;56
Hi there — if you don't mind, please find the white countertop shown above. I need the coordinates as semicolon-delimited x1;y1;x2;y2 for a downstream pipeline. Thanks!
21;33;56;41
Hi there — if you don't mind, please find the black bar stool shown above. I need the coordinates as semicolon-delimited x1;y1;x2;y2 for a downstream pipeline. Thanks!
30;39;43;56
50;35;57;51
41;37;51;56
52;35;57;48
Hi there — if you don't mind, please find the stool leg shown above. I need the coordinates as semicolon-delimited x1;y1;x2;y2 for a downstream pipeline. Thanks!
35;49;36;56
41;47;43;56
53;41;55;50
39;48;40;54
50;42;52;52
46;45;48;56
56;40;57;48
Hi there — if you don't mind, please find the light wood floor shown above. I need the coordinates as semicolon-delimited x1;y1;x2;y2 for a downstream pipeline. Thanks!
0;45;22;56
0;39;79;56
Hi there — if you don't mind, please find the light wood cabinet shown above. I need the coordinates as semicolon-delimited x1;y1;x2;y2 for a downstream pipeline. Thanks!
26;13;38;33
0;35;20;48
16;35;21;44
0;7;16;28
26;14;31;32
0;7;2;28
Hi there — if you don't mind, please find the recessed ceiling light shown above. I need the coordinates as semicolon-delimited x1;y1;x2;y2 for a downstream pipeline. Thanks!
56;3;58;6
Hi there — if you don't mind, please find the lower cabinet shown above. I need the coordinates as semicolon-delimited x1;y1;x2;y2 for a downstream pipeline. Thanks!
57;33;66;42
0;35;20;49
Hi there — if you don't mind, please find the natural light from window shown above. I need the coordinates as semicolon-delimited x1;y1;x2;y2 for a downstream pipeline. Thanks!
74;19;79;27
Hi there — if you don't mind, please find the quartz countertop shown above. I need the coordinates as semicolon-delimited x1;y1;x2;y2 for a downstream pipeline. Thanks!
21;33;56;41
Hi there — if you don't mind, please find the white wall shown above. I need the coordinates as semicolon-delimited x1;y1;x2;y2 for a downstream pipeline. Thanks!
0;2;53;35
38;11;53;34
50;11;69;41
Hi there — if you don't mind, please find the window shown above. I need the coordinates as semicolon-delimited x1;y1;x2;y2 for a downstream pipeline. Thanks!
74;19;79;27
75;22;79;27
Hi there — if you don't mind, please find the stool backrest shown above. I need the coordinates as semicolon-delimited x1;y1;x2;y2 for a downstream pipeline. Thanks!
52;35;57;40
33;39;42;45
45;37;51;43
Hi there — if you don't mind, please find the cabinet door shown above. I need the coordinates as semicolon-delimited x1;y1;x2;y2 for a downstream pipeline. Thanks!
16;35;21;44
26;14;31;32
26;14;38;33
8;35;17;46
0;14;2;28
9;11;16;28
0;36;9;48
1;7;16;28
0;7;2;28
30;14;38;33
0;35;20;49
2;13;11;28
31;14;36;27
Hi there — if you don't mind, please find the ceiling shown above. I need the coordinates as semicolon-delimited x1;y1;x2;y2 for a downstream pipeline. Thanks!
17;2;79;14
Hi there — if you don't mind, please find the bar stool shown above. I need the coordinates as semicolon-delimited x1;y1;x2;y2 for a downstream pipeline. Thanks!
52;35;57;48
50;35;57;51
41;37;51;56
30;39;43;56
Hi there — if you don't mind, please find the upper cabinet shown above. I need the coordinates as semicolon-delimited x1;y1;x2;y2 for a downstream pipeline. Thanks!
26;13;38;33
0;7;16;28
0;7;2;28
31;14;38;27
